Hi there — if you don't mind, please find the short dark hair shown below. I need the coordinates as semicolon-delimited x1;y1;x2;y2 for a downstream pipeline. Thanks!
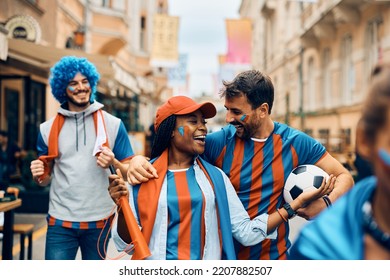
220;70;274;113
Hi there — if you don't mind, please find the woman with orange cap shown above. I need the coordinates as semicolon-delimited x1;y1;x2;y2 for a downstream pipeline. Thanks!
108;96;330;260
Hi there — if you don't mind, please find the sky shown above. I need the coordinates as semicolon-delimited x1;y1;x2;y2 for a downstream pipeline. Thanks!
168;0;242;97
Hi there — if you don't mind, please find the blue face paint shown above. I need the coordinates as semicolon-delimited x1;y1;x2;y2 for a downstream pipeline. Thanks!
68;81;90;92
178;126;184;136
379;149;390;167
240;114;249;122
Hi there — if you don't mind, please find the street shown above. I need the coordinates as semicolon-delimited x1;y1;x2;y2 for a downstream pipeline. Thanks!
1;212;308;260
0;213;129;260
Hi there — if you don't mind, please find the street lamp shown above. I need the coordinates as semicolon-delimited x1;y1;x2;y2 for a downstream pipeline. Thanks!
73;27;85;49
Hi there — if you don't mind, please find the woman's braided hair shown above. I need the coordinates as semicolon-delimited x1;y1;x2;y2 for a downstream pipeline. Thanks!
151;115;176;159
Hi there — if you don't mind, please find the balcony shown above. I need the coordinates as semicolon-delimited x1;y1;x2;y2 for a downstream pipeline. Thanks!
300;0;370;48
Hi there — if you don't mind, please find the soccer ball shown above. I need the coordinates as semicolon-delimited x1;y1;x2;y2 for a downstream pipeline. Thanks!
283;164;329;203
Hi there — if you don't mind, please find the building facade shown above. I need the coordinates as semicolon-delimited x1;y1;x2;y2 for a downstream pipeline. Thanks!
0;0;172;154
239;0;390;167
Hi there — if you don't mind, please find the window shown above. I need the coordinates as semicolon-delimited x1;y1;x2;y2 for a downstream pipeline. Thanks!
365;19;382;80
297;65;303;115
140;16;146;51
285;2;292;41
340;128;351;146
304;129;313;137
102;0;110;7
318;129;330;149
285;92;290;125
322;48;331;108
307;57;316;111
25;81;46;150
91;0;125;10
112;0;125;10
4;88;20;144
265;15;276;63
341;35;354;105
157;1;164;13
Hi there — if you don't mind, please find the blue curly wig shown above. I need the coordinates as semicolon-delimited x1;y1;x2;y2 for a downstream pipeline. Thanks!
49;56;100;104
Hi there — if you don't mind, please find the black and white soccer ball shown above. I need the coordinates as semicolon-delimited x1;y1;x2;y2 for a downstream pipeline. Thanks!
283;164;329;203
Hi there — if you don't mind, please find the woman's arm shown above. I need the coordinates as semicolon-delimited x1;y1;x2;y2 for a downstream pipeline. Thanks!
108;173;132;244
224;171;335;246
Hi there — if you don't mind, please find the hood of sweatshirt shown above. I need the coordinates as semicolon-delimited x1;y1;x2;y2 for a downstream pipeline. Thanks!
56;101;105;151
57;101;104;117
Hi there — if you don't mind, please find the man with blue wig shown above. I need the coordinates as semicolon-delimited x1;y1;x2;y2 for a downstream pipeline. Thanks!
30;56;134;260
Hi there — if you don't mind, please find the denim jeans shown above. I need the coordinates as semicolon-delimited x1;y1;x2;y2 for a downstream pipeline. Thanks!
45;224;111;260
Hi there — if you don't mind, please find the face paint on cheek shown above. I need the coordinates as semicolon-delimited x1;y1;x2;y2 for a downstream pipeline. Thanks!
84;82;91;90
379;149;390;169
178;126;185;136
240;114;249;123
67;86;76;92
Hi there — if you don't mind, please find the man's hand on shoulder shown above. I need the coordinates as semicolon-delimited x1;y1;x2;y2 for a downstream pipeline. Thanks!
127;155;158;185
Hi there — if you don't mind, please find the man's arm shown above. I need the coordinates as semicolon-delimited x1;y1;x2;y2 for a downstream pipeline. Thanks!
30;159;51;187
96;146;133;181
111;158;131;181
316;153;354;201
126;155;158;185
297;153;354;219
126;128;227;185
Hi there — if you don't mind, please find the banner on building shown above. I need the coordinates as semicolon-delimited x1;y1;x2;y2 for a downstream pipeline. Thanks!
225;19;252;64
151;14;179;67
168;53;188;87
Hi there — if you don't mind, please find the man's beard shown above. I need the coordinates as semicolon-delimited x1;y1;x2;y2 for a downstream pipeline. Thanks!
240;125;254;140
231;119;258;140
379;149;390;172
231;122;254;140
68;97;90;108
67;91;91;108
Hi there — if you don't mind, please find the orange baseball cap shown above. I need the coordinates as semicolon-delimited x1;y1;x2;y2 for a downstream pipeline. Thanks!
154;95;217;132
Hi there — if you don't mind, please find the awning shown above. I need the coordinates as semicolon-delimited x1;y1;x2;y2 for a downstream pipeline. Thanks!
6;38;115;81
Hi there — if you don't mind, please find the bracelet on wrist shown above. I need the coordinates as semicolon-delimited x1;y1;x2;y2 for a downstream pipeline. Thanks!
282;203;297;219
322;195;332;208
276;208;288;222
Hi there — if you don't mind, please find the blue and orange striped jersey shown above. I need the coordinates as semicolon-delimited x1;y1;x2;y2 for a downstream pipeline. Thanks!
166;167;205;260
203;122;327;260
